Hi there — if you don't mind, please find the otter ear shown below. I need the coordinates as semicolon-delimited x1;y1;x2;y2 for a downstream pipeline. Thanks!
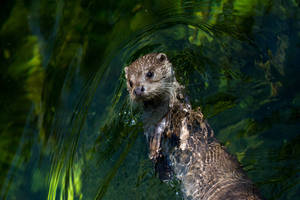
156;53;167;62
124;66;128;79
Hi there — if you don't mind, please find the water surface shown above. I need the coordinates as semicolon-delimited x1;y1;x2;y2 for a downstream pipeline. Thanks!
0;0;299;199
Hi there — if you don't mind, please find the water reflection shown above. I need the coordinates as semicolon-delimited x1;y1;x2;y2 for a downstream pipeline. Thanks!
0;0;299;199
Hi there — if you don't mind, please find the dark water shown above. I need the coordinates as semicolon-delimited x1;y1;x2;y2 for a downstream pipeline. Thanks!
0;0;299;199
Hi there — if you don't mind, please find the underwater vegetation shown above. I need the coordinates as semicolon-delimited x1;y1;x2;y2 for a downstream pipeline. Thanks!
0;0;299;199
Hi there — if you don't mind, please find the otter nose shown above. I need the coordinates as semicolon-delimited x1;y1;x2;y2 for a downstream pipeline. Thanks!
134;86;145;96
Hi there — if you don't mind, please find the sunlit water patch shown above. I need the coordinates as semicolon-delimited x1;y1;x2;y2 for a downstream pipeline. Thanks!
0;0;299;200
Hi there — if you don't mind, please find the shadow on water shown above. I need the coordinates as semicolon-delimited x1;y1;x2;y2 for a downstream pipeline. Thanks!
0;0;299;199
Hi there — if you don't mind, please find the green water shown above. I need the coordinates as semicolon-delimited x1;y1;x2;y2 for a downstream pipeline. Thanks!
0;0;299;199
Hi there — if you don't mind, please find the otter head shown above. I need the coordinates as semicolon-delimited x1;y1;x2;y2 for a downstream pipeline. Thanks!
124;53;175;105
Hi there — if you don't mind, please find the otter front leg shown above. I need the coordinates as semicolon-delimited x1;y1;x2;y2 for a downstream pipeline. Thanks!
147;117;167;160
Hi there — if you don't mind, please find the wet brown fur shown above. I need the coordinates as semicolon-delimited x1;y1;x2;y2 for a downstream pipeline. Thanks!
125;53;263;200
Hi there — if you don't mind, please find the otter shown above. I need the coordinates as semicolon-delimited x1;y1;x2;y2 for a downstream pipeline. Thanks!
124;53;263;200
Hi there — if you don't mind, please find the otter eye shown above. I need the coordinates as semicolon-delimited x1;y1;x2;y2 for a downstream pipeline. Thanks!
146;71;154;78
129;81;133;87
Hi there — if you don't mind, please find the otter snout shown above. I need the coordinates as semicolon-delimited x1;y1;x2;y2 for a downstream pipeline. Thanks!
134;86;145;96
